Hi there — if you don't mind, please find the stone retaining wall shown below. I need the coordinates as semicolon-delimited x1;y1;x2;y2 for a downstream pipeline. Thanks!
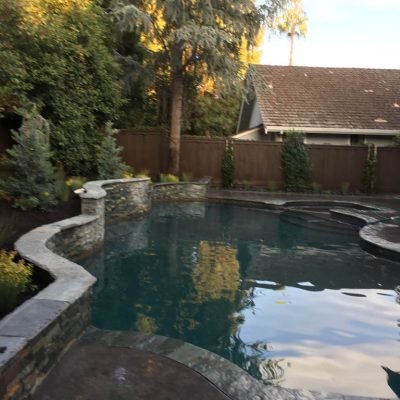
103;179;150;223
0;178;151;400
151;178;209;203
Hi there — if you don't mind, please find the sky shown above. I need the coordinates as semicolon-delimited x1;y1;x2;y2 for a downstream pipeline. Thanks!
261;0;400;69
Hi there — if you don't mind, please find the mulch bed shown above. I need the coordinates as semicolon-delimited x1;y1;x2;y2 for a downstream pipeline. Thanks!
0;196;81;318
0;195;81;250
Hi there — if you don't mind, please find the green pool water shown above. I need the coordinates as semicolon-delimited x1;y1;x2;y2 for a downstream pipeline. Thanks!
82;203;400;398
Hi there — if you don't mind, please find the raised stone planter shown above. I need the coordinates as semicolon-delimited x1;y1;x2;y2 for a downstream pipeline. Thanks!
0;178;150;400
151;177;210;203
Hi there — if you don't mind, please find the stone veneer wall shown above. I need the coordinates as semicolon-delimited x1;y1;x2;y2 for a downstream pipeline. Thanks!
151;178;209;203
0;178;151;400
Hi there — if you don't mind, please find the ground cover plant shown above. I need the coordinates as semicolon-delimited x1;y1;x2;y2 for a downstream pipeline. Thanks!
0;250;33;318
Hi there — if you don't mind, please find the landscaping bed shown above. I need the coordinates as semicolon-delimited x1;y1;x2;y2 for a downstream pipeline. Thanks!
0;196;81;319
0;196;80;250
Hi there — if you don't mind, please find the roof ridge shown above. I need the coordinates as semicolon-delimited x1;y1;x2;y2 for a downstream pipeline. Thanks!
252;64;400;72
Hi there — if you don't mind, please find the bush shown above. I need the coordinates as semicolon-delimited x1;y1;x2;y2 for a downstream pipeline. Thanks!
182;172;193;182
96;122;130;179
281;131;310;192
65;176;87;192
266;180;278;192
54;165;70;202
310;182;322;193
221;139;235;188
0;250;33;317
362;145;377;194
160;173;179;183
0;107;57;210
340;182;350;194
135;169;150;179
0;0;124;176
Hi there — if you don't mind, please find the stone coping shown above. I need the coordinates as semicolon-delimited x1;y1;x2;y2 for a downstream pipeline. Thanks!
152;176;210;188
82;328;388;400
80;177;150;199
360;223;400;262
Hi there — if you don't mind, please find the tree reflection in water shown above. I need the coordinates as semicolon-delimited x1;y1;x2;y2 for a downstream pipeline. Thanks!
82;203;400;396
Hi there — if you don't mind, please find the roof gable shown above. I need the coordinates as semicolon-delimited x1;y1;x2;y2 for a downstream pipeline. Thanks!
252;65;400;132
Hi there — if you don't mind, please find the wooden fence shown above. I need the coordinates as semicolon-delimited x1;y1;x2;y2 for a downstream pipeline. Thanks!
0;126;399;193
116;130;400;193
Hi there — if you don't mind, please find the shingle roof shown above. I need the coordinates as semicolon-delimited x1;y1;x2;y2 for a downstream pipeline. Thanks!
252;64;400;132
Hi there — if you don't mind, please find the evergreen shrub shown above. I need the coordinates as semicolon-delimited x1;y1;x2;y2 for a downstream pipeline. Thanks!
221;140;235;188
0;107;57;210
281;131;310;192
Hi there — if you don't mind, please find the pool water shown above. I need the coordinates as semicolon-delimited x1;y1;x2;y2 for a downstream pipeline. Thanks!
82;203;400;398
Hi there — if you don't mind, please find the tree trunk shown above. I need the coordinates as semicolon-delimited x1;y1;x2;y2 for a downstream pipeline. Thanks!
289;29;295;66
169;72;183;175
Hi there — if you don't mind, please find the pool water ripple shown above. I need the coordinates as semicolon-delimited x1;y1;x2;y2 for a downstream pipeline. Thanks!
82;203;400;398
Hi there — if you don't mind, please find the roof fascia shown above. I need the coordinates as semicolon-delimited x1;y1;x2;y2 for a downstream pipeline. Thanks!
266;126;400;136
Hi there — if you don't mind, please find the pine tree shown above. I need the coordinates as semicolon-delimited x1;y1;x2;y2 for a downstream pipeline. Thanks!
96;121;131;179
1;107;57;210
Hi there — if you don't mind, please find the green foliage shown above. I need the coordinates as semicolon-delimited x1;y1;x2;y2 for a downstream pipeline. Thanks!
0;0;124;176
160;174;179;183
66;176;87;192
222;140;235;189
183;94;241;137
310;182;322;193
135;169;150;179
281;131;310;192
393;135;400;146
362;145;377;194
182;172;193;182
0;107;57;210
340;182;350;194
54;166;70;202
96;122;130;179
0;250;33;317
266;180;278;192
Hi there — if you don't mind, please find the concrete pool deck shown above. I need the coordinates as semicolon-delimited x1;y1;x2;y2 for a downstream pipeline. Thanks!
32;327;394;400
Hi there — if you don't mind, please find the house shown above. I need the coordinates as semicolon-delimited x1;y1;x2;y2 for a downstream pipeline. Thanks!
236;65;400;146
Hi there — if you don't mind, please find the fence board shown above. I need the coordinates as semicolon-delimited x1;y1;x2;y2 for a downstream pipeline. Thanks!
117;129;168;176
181;136;226;182
308;145;368;191
376;147;400;193
234;141;283;187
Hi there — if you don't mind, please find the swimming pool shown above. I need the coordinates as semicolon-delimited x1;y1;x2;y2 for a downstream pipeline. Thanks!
82;202;400;398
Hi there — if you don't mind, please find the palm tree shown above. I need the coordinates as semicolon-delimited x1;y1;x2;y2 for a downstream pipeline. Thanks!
274;0;307;66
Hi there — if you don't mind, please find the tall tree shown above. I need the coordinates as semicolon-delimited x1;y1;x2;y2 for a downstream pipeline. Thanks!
0;0;124;176
111;0;282;174
274;0;307;66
